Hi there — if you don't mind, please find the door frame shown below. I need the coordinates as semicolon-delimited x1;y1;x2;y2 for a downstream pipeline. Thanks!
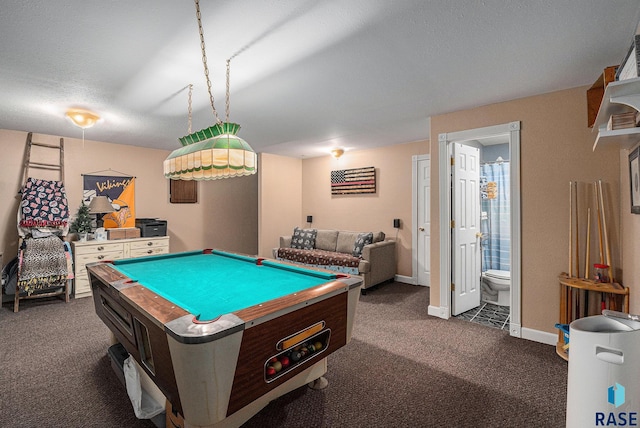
437;122;522;337
412;154;430;286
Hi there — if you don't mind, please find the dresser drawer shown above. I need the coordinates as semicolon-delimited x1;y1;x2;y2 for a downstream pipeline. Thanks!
74;250;124;282
130;246;169;258
129;238;169;251
74;242;124;256
75;277;92;298
75;250;125;271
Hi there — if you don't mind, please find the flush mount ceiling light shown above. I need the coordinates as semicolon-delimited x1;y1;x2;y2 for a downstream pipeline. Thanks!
331;148;345;159
163;0;257;181
65;108;100;129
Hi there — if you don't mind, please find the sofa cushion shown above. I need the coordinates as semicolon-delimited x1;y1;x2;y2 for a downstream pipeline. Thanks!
290;227;317;250
336;231;360;254
315;230;339;252
352;232;374;257
276;248;361;270
372;231;385;243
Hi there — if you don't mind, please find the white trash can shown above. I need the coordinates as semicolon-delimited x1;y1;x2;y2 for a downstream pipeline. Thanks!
566;310;640;428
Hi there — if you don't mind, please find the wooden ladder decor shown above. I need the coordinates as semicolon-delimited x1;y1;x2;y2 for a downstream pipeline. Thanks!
14;132;70;312
22;132;65;186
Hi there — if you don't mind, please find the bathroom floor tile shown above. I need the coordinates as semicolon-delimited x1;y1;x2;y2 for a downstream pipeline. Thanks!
455;303;510;330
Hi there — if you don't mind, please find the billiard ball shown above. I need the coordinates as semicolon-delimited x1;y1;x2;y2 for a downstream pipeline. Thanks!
290;351;301;362
270;356;278;363
314;341;323;351
280;356;290;368
266;366;276;376
307;344;316;353
272;361;282;372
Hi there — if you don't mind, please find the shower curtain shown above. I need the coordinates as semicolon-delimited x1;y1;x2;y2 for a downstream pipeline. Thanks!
481;161;510;272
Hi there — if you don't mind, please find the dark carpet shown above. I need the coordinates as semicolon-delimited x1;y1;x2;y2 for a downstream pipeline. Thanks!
0;283;567;427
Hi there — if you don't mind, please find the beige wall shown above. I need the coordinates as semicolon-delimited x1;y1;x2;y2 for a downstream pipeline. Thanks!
299;141;427;278
257;153;303;258
620;148;640;314
430;86;622;333
0;129;257;262
198;174;258;254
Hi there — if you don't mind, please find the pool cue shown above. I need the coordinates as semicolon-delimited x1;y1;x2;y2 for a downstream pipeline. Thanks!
574;181;580;278
594;181;604;264
586;206;593;313
585;207;591;279
598;180;613;283
573;181;584;317
594;182;605;310
569;181;573;277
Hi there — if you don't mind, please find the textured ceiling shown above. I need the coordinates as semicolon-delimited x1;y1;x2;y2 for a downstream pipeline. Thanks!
1;0;639;158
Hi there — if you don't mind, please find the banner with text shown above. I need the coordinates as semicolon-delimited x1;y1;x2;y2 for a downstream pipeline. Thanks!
82;175;136;228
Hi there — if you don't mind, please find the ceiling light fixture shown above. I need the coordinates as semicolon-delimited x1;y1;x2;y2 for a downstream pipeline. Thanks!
163;0;257;181
331;148;345;159
65;108;100;129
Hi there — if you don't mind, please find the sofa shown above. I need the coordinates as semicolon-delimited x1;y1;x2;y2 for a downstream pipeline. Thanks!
273;227;396;291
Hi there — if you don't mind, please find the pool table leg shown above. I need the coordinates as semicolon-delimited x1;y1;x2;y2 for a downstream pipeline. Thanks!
308;376;328;390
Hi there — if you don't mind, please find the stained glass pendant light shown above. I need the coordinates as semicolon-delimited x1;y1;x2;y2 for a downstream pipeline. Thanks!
163;122;256;180
163;0;257;181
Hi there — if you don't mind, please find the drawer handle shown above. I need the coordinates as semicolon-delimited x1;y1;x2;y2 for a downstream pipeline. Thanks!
147;242;153;246
97;255;105;260
97;246;104;251
147;250;153;254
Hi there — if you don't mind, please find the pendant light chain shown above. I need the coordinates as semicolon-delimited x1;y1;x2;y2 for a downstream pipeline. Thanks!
194;0;221;124
164;0;257;181
225;59;231;123
187;84;193;134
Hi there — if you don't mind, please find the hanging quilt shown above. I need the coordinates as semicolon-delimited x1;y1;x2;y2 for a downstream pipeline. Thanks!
19;177;69;228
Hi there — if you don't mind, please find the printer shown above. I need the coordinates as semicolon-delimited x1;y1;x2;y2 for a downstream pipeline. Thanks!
135;218;167;237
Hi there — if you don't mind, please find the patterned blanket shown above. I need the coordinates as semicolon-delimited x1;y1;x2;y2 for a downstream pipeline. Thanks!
275;248;360;275
19;177;69;228
18;236;68;295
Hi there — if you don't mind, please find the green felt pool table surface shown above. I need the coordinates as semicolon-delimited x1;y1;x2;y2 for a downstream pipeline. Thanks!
111;250;338;321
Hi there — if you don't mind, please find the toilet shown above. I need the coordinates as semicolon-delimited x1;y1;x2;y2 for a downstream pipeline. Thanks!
481;269;511;306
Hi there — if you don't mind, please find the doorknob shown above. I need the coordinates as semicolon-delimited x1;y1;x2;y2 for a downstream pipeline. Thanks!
476;232;483;238
419;227;425;232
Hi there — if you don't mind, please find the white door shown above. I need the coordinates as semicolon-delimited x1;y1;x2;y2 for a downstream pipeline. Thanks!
451;143;481;315
417;157;430;286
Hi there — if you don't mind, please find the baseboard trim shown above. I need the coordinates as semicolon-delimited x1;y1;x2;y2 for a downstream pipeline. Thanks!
427;305;559;346
415;288;557;346
428;305;449;319
394;274;416;285
521;327;557;346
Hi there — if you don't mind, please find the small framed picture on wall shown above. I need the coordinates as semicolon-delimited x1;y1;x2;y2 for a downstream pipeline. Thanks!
629;146;640;214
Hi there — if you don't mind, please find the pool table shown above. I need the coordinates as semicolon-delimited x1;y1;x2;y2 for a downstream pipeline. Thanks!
87;249;362;428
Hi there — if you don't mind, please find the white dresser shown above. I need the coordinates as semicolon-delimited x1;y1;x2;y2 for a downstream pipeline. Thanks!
71;236;170;298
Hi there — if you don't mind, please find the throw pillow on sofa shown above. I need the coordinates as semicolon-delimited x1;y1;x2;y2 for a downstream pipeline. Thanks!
291;227;317;250
352;232;373;257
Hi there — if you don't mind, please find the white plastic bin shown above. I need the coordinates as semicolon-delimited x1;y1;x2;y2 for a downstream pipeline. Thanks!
566;311;640;428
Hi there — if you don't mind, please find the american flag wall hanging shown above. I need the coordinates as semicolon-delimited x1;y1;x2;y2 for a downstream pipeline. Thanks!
330;166;376;195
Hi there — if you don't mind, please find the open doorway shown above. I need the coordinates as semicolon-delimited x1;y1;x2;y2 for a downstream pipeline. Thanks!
437;122;522;338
